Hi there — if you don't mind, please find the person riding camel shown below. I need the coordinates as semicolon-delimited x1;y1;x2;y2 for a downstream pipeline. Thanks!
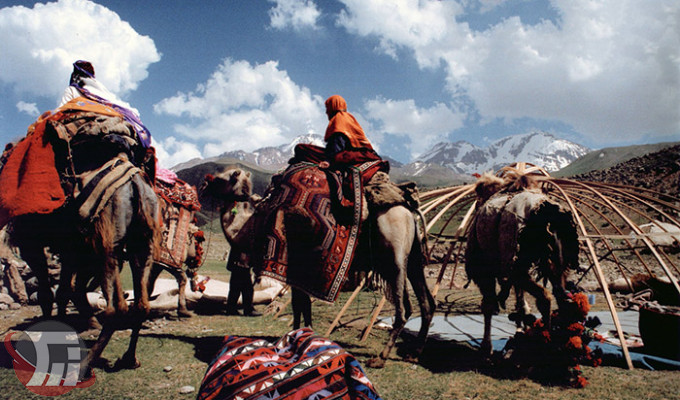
58;60;151;149
321;94;381;167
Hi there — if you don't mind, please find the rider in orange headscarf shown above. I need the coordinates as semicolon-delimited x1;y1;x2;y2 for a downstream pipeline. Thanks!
323;95;381;165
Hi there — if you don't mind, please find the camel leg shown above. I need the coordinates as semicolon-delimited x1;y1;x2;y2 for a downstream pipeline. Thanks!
405;249;435;362
114;317;144;370
367;262;408;369
54;239;87;319
100;255;127;317
547;263;570;310
291;288;311;329
79;323;115;381
55;266;74;319
478;278;498;356
167;266;193;318
150;264;192;317
35;263;55;317
147;263;163;294
71;270;101;331
516;275;552;327
108;250;153;371
129;250;152;317
512;286;531;331
18;243;54;318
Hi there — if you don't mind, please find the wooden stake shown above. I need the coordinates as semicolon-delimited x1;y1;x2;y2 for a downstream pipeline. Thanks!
360;295;387;342
325;271;372;337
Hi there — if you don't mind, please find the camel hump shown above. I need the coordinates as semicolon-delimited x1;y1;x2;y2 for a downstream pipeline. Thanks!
364;171;420;211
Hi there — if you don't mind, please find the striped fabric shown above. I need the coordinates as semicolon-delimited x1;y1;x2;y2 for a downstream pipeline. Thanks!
197;328;382;400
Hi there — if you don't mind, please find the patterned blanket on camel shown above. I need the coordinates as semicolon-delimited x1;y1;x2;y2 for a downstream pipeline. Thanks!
154;175;202;269
197;328;382;400
258;156;385;303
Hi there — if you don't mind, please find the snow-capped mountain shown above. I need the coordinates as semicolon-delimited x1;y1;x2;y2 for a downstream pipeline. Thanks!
216;133;325;170
172;131;589;179
416;132;590;174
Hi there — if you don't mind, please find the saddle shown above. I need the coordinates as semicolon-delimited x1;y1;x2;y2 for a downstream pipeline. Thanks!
290;143;419;218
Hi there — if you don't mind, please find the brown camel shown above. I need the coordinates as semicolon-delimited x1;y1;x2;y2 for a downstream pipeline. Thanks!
202;167;435;368
0;106;163;380
7;156;160;379
465;173;580;355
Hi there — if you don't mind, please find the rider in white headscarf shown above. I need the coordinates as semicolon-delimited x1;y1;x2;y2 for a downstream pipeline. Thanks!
59;60;151;147
59;60;139;116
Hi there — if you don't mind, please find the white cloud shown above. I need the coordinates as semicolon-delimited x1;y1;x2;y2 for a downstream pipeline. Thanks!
268;0;321;30
364;98;466;159
154;58;327;156
0;0;160;101
153;136;203;170
16;101;40;117
337;0;680;144
338;0;462;65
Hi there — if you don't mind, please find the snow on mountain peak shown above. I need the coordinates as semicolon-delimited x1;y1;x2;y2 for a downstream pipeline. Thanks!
201;131;588;176
417;131;589;174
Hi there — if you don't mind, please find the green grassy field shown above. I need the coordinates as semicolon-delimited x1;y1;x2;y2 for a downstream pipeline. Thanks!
2;259;679;399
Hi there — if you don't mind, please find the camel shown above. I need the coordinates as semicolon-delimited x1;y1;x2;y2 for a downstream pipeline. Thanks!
149;226;202;318
202;167;435;368
150;191;204;318
9;186;201;322
9;160;159;378
465;173;580;355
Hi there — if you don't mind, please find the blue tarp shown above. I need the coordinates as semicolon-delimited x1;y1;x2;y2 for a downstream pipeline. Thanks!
467;339;680;371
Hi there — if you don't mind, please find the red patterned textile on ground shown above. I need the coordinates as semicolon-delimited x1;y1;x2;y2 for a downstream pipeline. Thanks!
197;328;382;400
259;162;363;302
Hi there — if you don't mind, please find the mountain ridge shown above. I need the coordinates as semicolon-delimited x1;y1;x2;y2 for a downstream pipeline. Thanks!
171;131;589;177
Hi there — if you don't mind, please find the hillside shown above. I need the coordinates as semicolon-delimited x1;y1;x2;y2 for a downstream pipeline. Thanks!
570;144;680;197
554;141;680;177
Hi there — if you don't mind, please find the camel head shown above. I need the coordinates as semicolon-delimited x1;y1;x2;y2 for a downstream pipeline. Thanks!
201;168;252;202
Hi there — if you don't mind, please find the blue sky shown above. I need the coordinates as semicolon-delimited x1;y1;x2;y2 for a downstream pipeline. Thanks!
1;0;678;167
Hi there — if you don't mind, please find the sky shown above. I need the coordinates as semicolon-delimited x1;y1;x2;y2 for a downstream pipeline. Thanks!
0;0;678;168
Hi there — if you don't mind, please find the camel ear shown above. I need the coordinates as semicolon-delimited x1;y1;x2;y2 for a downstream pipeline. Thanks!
245;171;251;178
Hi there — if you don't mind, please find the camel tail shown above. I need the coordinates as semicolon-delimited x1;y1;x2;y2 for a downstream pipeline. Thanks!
414;208;430;265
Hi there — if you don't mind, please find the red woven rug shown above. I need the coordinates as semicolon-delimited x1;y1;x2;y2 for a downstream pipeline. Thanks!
259;162;363;302
154;179;201;269
197;328;382;400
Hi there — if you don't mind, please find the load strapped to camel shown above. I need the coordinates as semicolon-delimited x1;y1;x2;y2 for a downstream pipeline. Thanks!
154;168;203;271
0;97;155;228
256;143;422;302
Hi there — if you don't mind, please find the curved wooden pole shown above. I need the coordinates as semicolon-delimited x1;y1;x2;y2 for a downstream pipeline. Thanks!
426;187;475;232
545;180;634;370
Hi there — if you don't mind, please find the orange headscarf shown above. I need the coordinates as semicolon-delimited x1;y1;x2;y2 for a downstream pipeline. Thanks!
324;95;373;150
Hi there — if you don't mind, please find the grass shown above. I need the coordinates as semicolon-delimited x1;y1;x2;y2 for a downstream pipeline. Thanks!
1;259;679;399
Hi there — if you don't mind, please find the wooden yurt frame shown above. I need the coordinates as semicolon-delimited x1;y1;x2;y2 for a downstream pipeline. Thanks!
326;162;680;370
